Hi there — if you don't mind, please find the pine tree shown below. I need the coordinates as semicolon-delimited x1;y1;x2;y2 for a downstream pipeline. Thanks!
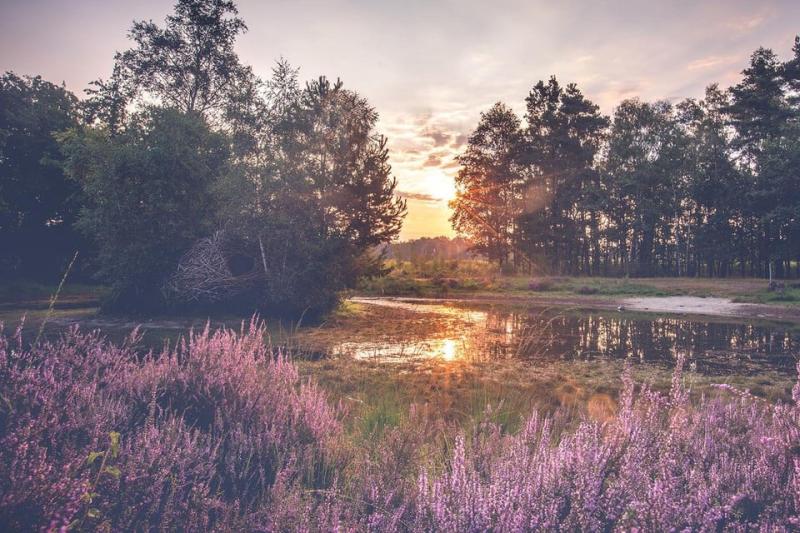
450;102;526;267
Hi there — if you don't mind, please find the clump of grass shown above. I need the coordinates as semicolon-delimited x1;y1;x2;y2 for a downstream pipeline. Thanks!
734;286;800;304
528;278;555;291
576;285;599;295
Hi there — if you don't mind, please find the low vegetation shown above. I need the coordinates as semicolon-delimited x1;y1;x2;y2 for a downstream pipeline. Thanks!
358;260;800;306
2;323;799;530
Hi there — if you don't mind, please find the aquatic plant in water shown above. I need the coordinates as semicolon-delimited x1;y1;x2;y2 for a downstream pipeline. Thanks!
0;320;798;530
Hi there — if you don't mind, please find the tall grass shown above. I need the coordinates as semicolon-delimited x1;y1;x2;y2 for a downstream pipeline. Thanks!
1;320;798;530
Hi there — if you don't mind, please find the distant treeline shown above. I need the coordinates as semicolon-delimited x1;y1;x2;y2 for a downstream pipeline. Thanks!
384;236;475;262
0;0;405;314
452;38;800;278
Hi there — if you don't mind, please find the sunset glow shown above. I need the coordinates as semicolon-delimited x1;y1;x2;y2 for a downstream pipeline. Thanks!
2;0;799;241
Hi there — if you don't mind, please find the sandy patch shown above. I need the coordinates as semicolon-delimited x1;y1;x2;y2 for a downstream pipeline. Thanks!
621;296;756;317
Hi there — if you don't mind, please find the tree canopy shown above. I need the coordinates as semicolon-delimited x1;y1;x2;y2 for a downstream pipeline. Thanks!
55;0;406;314
451;38;800;278
60;108;229;310
0;72;83;279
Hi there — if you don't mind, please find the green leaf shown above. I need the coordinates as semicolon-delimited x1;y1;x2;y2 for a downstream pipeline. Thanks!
109;431;121;458
80;491;99;503
87;508;101;519
86;451;104;465
103;466;121;478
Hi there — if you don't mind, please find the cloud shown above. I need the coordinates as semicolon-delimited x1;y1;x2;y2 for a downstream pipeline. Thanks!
451;132;469;149
423;153;442;167
420;149;454;168
396;190;440;202
422;126;452;147
687;55;738;71
725;13;769;34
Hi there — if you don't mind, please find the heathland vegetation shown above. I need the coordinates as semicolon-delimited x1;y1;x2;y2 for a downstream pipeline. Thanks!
3;323;800;530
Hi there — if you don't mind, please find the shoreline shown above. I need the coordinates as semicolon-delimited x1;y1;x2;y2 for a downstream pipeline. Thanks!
352;293;800;324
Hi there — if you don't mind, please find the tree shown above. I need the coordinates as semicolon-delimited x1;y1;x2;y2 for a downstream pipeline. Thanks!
677;85;742;277
60;107;229;310
521;77;608;274
0;72;82;279
728;47;789;165
92;0;253;124
450;102;526;267
728;43;799;277
83;64;136;135
605;99;689;276
217;74;406;313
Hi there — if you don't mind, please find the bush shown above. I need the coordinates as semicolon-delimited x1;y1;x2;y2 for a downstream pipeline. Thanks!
2;324;800;530
0;321;341;530
577;285;599;295
528;278;554;291
59;108;229;312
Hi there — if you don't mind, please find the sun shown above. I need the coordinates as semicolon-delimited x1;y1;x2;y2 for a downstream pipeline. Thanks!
424;168;457;203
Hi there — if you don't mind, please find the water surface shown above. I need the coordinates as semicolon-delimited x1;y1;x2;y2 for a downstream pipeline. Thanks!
330;297;798;377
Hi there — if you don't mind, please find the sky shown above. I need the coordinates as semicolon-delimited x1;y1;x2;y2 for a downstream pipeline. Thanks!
2;0;799;240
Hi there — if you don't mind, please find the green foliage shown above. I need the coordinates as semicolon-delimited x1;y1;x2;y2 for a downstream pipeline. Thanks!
358;257;496;296
60;107;229;311
0;72;83;279
520;77;609;274
94;0;252;123
450;37;800;279
51;0;406;315
605;99;689;276
450;102;525;266
217;74;406;314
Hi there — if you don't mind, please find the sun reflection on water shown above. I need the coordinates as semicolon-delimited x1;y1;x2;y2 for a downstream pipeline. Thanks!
329;297;798;373
440;338;457;361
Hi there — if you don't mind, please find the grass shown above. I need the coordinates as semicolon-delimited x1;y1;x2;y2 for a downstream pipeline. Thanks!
358;262;800;307
291;300;797;434
733;285;800;304
0;279;108;305
298;354;796;440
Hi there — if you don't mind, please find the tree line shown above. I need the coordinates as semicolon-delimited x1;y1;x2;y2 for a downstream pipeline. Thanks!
451;38;800;278
0;0;405;314
384;236;475;262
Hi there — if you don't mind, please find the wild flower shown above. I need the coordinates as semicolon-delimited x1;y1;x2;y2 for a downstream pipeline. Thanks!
1;322;799;530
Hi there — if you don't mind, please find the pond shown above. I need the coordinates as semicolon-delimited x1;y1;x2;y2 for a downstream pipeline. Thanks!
327;297;798;378
4;294;798;408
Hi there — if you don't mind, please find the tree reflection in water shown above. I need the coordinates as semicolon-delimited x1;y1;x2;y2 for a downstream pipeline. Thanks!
337;298;798;376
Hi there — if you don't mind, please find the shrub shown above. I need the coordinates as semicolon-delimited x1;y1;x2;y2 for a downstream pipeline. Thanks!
528;278;554;291
2;324;800;530
0;320;341;530
277;359;800;530
577;285;599;295
59;108;229;312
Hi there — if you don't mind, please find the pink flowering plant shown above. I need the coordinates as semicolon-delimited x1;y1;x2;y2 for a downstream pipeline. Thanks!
1;320;799;530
